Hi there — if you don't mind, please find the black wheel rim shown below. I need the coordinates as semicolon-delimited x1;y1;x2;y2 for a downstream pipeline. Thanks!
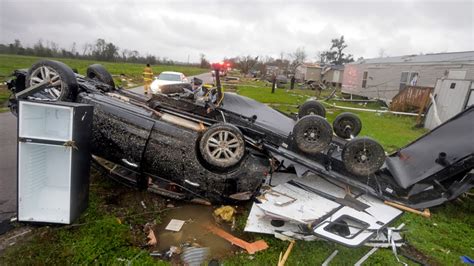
303;127;322;142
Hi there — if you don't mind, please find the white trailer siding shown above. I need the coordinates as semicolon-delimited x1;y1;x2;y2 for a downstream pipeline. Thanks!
342;51;474;102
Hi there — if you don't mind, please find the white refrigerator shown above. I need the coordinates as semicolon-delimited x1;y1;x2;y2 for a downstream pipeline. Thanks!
17;100;93;224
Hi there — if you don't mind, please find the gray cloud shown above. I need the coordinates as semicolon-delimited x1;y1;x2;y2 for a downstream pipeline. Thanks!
1;0;472;62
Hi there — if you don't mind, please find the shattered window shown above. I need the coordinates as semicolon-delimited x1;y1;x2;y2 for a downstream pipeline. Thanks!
409;72;419;86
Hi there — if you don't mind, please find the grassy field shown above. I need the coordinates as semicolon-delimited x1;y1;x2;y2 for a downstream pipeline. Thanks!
236;86;427;153
0;54;207;86
1;78;472;265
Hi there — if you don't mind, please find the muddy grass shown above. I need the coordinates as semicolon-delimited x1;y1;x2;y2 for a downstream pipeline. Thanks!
0;168;162;264
0;166;247;265
1;83;472;264
1;165;472;265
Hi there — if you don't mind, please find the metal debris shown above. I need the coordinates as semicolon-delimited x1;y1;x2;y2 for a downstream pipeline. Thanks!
322;250;339;266
180;247;210;266
354;247;379;266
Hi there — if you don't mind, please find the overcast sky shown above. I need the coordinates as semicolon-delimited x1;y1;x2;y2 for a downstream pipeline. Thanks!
1;0;473;63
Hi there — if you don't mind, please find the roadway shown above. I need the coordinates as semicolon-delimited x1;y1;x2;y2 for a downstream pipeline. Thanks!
0;112;17;222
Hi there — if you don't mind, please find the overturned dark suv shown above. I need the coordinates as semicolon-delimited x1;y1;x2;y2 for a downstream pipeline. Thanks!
7;60;474;208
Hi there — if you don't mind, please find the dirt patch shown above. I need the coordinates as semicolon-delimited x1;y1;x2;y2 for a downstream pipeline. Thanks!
0;226;34;255
401;244;441;266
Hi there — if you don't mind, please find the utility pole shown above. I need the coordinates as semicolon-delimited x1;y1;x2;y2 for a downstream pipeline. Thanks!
271;74;276;94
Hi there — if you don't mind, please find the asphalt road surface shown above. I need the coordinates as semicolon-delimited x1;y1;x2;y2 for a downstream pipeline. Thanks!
0;112;17;222
130;71;214;94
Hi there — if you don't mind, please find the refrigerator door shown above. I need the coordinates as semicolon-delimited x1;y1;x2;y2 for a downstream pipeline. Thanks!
18;142;72;224
18;101;73;142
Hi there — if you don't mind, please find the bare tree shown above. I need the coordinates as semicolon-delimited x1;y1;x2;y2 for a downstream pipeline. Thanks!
200;53;210;68
235;55;259;74
289;47;307;73
82;43;92;56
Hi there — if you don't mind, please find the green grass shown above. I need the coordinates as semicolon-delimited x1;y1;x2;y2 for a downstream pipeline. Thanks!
237;85;427;152
0;170;166;265
237;86;315;105
325;109;426;152
1;80;472;265
400;197;474;265
0;54;207;85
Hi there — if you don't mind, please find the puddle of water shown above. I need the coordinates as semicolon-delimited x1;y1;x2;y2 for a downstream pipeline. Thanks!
154;204;238;259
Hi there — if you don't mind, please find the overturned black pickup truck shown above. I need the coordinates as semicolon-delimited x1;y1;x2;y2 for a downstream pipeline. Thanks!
7;60;474;209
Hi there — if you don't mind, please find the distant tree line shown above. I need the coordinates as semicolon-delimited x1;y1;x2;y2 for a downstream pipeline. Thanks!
1;35;357;75
0;38;183;66
224;35;356;77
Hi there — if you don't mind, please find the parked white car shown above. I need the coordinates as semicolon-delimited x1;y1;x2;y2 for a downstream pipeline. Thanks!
150;71;189;94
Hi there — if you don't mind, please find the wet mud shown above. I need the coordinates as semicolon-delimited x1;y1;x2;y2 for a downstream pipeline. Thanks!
153;204;239;260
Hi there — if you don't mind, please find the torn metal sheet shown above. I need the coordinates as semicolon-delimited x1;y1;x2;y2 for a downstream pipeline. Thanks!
181;247;210;266
365;226;404;248
312;194;403;247
256;174;359;225
258;183;340;224
245;174;403;247
244;202;302;235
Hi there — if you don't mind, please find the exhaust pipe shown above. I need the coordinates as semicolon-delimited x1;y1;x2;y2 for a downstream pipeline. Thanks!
160;113;206;132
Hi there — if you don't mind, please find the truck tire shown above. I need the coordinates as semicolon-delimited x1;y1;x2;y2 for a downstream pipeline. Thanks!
25;60;78;101
199;123;246;170
86;64;115;88
293;115;332;155
333;112;362;139
342;137;385;176
298;100;326;118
